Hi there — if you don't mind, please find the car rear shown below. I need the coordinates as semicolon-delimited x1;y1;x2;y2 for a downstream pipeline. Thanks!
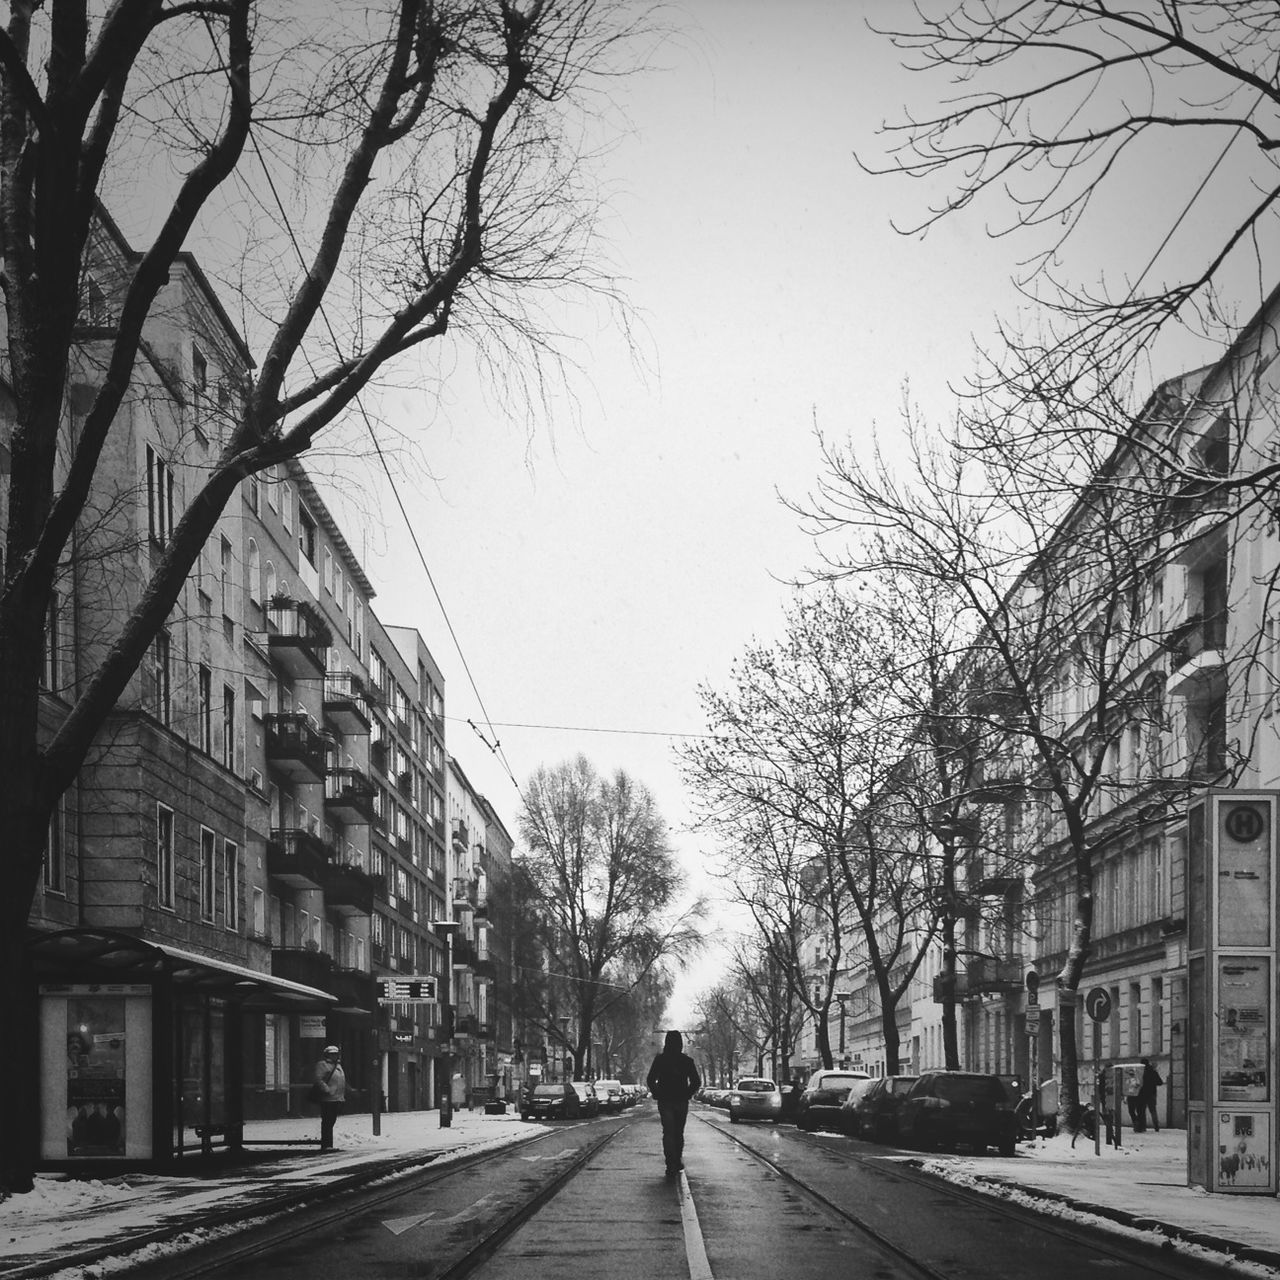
796;1071;871;1131
900;1071;1017;1155
728;1077;782;1123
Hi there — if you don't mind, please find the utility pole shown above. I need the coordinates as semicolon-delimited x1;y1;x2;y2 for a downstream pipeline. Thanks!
434;920;458;1128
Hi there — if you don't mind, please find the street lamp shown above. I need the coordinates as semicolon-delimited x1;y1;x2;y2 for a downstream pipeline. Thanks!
432;920;458;1128
835;992;851;1067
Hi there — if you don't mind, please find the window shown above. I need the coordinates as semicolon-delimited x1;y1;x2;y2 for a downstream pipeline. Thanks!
83;273;108;325
354;599;364;660
43;798;65;892
252;885;267;939
198;664;212;753
322;544;332;590
42;590;60;691
200;827;216;921
300;505;318;566
220;535;233;618
222;685;236;770
157;804;176;908
265;464;278;511
281;483;294;536
248;540;261;607
146;444;175;547
152;630;171;725
224;839;240;930
192;344;208;430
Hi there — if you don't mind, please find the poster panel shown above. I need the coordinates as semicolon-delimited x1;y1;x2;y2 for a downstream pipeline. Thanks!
1214;1112;1274;1191
1217;800;1272;948
1217;956;1270;1104
66;996;127;1157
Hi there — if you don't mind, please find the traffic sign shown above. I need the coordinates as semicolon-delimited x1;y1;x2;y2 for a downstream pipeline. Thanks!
1084;986;1112;1023
377;976;437;1003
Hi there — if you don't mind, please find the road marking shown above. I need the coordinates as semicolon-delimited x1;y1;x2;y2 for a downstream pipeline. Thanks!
382;1192;504;1235
677;1173;713;1280
518;1149;577;1162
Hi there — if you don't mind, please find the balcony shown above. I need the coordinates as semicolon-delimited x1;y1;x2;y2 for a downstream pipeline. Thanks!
965;956;1023;994
328;968;378;1011
370;737;389;776
272;946;335;991
473;954;496;980
452;935;477;969
265;713;328;783
324;673;374;736
972;873;1020;897
1165;612;1227;697
266;596;331;680
324;860;375;916
472;893;489;919
452;878;476;912
969;754;1025;803
325;767;377;824
267;827;331;888
452;819;469;851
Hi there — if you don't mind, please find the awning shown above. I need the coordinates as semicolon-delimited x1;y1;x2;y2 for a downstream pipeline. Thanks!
29;928;337;1011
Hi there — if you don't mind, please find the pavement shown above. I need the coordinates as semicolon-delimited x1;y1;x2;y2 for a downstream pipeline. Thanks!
2;1109;1280;1278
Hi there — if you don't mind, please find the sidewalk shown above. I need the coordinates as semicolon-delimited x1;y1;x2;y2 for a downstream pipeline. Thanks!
3;1115;1280;1277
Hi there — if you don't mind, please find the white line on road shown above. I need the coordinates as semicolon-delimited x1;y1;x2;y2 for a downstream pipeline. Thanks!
677;1173;713;1280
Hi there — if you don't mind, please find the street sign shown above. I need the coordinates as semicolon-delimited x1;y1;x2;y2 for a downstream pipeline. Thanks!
1026;1008;1041;1033
377;976;437;1003
1085;986;1112;1023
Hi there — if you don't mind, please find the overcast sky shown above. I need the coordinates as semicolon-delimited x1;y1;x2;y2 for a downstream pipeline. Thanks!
305;1;1272;1026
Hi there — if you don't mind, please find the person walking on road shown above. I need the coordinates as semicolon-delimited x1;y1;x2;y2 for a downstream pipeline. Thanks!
314;1045;346;1151
646;1030;701;1178
1138;1057;1162;1133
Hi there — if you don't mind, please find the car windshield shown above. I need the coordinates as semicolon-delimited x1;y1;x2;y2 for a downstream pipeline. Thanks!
932;1076;1005;1103
815;1074;865;1091
533;1085;565;1097
736;1079;776;1092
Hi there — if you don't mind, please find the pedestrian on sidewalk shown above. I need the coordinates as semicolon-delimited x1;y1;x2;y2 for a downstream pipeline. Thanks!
1123;1065;1144;1132
1138;1057;1162;1133
646;1030;701;1178
313;1045;346;1151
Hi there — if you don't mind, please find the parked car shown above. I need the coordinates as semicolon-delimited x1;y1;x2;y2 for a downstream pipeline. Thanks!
843;1074;919;1142
594;1078;625;1112
520;1081;582;1122
570;1080;599;1117
728;1077;783;1123
795;1070;872;1132
895;1070;1018;1156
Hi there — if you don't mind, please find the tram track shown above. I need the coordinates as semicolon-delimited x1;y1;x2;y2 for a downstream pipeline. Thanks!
695;1111;1244;1280
98;1120;629;1280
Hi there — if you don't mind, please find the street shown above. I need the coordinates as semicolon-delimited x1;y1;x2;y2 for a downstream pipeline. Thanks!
109;1105;1240;1280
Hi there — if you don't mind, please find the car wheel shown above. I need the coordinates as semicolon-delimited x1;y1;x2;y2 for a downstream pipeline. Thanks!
729;1114;739;1124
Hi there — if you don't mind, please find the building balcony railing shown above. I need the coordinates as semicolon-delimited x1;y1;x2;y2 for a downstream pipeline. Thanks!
1167;611;1223;696
264;713;328;784
266;596;331;680
272;946;335;991
323;673;375;736
267;827;331;889
324;860;375;917
325;766;377;824
452;935;477;969
452;819;469;851
968;754;1026;804
370;737;389;776
453;877;476;911
473;955;496;980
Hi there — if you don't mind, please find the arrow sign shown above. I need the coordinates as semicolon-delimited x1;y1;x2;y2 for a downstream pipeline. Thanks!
1085;986;1112;1023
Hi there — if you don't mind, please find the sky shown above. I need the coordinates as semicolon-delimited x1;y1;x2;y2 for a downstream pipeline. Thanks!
296;1;1279;1027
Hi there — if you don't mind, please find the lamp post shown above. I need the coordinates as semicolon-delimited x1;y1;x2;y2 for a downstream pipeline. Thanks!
433;920;458;1128
835;992;851;1069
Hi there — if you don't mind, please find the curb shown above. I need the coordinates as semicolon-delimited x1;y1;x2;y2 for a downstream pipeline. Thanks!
962;1174;1280;1272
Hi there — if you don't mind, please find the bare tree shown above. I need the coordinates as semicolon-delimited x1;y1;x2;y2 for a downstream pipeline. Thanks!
868;1;1280;382
0;0;648;1192
518;756;705;1080
682;587;942;1076
800;380;1222;1119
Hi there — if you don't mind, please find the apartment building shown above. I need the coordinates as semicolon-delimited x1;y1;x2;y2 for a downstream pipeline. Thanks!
15;206;513;1171
800;285;1280;1134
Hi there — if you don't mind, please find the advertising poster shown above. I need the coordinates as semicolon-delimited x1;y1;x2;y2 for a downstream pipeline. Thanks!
1216;1112;1273;1190
66;996;126;1157
1218;958;1269;1104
